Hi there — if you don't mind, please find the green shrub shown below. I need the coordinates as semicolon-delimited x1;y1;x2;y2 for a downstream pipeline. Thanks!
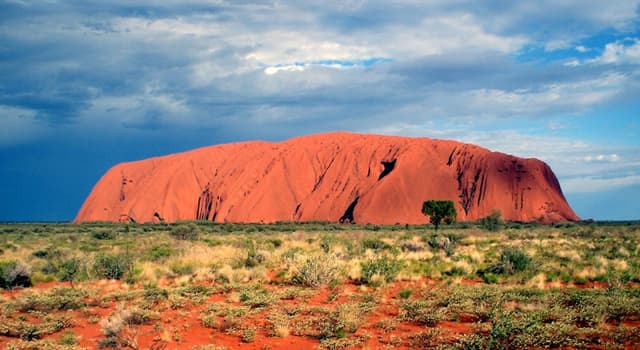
486;248;532;275
169;262;194;276
0;260;32;289
57;258;81;287
319;303;365;339
59;330;79;345
92;230;116;240
146;244;174;261
268;238;283;248
362;238;391;251
169;224;199;241
360;257;402;286
239;286;274;308
243;241;265;268
293;254;341;288
93;253;132;280
481;273;499;284
501;248;532;273
398;289;413;299
399;300;441;326
30;272;56;284
143;286;169;303
15;287;86;312
480;210;503;232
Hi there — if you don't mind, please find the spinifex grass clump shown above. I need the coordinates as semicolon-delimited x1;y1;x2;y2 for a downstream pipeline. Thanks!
360;256;403;286
480;247;533;282
497;248;532;274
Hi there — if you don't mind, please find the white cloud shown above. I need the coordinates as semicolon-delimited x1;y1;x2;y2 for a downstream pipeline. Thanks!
590;38;640;64
564;59;581;67
545;39;571;51
466;72;625;115
75;85;192;133
242;12;526;75
583;154;620;162
264;64;305;75
563;175;640;193
385;14;528;57
245;31;377;65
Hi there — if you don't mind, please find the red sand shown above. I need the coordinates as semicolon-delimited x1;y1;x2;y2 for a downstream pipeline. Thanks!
76;132;579;224
2;278;638;350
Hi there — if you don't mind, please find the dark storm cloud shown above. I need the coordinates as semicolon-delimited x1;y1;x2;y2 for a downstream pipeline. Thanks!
0;0;639;220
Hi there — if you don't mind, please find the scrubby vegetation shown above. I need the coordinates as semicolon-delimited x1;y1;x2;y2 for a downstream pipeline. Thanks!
0;221;639;348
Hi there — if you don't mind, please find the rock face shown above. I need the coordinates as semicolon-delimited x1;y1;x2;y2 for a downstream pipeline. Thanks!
75;132;579;224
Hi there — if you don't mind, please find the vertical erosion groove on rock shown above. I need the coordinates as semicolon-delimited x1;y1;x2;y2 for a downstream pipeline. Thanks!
195;185;214;220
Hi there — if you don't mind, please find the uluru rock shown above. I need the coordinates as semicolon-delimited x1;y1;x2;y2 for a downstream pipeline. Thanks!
75;132;579;224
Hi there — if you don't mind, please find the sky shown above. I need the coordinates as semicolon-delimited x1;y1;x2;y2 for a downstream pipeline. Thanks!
0;0;639;222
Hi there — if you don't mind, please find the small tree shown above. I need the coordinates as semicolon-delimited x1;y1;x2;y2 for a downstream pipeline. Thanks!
421;200;457;231
58;258;81;289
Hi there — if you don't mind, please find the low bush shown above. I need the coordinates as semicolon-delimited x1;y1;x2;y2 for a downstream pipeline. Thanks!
500;248;532;273
399;300;441;326
319;303;365;339
400;241;424;252
243;242;266;268
239;286;275;308
143;286;169;303
0;260;32;289
145;244;174;261
426;234;458;255
92;230;116;240
93;253;133;280
362;238;391;251
169;224;199;241
15;287;86;312
360;257;403;286
480;210;503;232
485;248;532;276
293;254;341;288
57;258;81;287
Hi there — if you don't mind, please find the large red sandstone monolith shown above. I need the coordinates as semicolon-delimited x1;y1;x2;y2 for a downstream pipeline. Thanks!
75;132;579;224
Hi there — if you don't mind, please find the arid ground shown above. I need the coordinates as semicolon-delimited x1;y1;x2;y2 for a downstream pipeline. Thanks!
1;221;639;349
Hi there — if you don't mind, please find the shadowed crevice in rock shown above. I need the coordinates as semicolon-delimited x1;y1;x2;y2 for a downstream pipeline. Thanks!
339;196;359;224
378;159;397;181
293;203;302;219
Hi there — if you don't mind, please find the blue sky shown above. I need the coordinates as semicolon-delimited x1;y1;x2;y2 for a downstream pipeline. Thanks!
0;0;639;221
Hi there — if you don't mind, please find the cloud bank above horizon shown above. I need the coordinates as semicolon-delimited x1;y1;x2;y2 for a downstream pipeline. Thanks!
1;0;639;221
